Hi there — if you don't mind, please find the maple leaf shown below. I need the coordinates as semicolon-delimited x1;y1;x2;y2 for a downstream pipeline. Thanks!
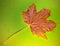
22;4;56;39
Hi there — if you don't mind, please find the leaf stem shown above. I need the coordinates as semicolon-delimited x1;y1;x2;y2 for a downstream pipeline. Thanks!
5;26;27;41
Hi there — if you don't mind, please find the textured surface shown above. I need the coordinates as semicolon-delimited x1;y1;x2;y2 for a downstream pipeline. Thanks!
23;4;56;39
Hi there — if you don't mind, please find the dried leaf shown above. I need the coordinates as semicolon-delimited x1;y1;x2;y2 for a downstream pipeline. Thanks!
23;4;56;39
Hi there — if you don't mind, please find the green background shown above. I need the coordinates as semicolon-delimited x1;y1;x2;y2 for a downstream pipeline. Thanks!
0;0;60;46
